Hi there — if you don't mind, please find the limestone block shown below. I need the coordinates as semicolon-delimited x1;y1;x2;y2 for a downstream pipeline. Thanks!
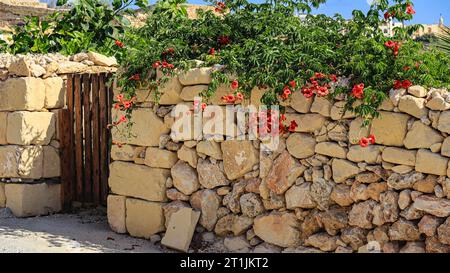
415;149;449;176
331;101;356;120
408;86;428;98
310;97;332;117
250;87;269;108
109;161;168;202
6;111;55;145
180;85;208;101
286;133;316;159
0;112;7;144
285;113;325;133
438;111;450;134
347;145;383;164
404;121;444;149
332;159;360;183
253;213;300;248
290;90;313;113
44;77;65;109
125;198;165;239
107;195;127;234
112;108;169;147
111;145;145;162
161;207;200;252
382;147;416;166
144;147;178;169
370;111;409;147
441;137;450;157
221;140;259;180
398;95;428;118
0;182;5;208
314;142;347;159
348;118;370;144
87;51;118;67
0;77;45;111
5;183;61;217
179;67;212;85
196;141;223;160
43;146;60;178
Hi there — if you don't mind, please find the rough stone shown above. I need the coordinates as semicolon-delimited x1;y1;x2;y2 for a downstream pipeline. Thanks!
305;233;338;252
171;160;199;195
387;172;424;190
177;145;198;168
285;113;325;133
196;140;223;160
190;189;221;231
320;208;348;236
314;142;347;159
415;149;448;176
341;227;367;251
399;242;425;253
348;200;377;229
111;145;144;162
381;147;416;166
408;85;428;98
348;118;370;144
437;218;450;245
404;121;444;149
413;175;437;194
285;183;316;209
290;91;313;113
180;85;208;101
240;193;265;217
144;147;178;169
43;146;60;178
370;111;409;147
107;195;127;234
0;183;5;208
109;161;168;201
437;111;450;134
418;215;443;237
332;159;360;183
253;213;300;248
215;214;253;236
87;51;118;67
388;219;421;241
286;133;316;159
179;67;212;85
265;151;304;195
440;137;450;157
221;141;259;180
412;195;450;217
347;145;383;164
330;184;354;207
331;101;356;120
44;77;65;109
197;158;229;189
310;97;332;117
398;95;428;118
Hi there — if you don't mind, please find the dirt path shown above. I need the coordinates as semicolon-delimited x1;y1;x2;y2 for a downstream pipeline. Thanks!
0;208;163;253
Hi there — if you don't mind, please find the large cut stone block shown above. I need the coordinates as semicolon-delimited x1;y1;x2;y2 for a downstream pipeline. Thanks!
161;207;200;252
43;146;60;178
112;108;169;147
109;161;168;202
144;147;178;169
44;77;65;109
6;111;55;145
0;145;43;179
107;195;127;234
179;67;212;85
415;149;448;176
370;111;409;147
382;147;416;166
125;198;165;239
0;77;45;111
0;112;7;145
285;114;325;133
5;183;61;217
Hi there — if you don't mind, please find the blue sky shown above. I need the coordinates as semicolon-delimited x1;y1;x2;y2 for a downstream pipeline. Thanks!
185;0;449;24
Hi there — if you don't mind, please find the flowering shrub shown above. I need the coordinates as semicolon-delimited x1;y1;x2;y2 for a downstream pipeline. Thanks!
115;0;450;129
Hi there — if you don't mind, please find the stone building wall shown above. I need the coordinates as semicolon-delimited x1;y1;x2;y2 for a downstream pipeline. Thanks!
107;67;450;253
0;52;117;217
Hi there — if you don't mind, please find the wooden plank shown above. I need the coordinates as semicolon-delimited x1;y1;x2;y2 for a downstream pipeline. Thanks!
65;75;75;206
74;75;84;203
91;74;101;204
99;73;109;204
59;110;72;210
83;74;93;203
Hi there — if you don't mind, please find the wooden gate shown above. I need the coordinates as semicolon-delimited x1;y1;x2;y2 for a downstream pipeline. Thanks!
59;73;114;209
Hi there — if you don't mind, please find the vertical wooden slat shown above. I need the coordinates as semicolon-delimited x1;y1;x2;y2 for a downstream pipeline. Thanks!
65;75;75;206
91;74;101;204
99;73;109;204
83;74;93;203
74;75;84;203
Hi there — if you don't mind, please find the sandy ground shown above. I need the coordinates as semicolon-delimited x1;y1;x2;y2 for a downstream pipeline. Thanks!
0;208;163;253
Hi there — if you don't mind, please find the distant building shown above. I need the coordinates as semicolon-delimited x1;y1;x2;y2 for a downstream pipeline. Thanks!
413;15;446;38
0;0;58;32
379;19;404;37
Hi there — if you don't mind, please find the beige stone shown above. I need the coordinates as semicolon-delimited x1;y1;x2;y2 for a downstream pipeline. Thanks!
179;67;212;85
348;118;370;144
180;85;208;101
8;57;33;76
109;161;168;201
190;189;220;231
285;183;316;209
382;147;416;166
208;84;235;105
156;76;183;105
412;195;450;218
347;145;383;164
370;111;409;147
161;207;200;252
265;151;304;195
330;101;356;120
0;182;5;208
125;198;165;239
0;77;45;111
0;145;44;179
171;160;199;195
169;103;203;141
87;51;118;67
177;145;198;168
56;61;88;74
315;142;347;159
5;183;61;217
404;121;444;149
250;87;268;107
6;111;55;145
441;137;450;157
285;114;325;133
310;97;332;117
290;91;313;113
196;141;223;160
286;133;316;159
415;149;448;176
332;159;360;183
437;111;450;134
221;141;259;180
112;108;169;146
111;144;144;162
144;147;178;169
379;99;395;111
44;77;65;109
398;95;428;118
0;112;7;144
253;213;300;248
197;158;229;189
408;86;428;98
107;195;127;233
43;146;60;178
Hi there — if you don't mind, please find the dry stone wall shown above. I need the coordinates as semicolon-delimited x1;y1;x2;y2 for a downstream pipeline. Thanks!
108;68;450;253
0;52;117;217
